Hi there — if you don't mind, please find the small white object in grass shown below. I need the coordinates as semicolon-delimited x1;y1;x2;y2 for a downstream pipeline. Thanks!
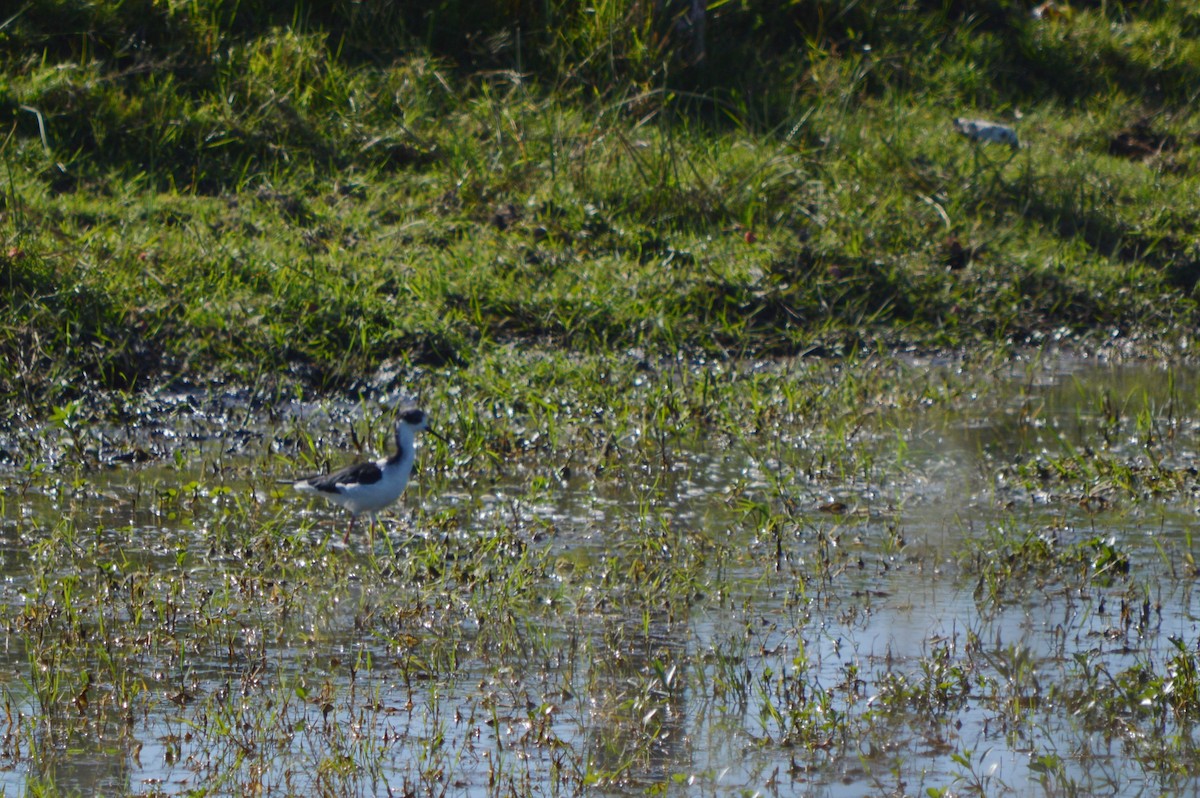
953;118;1019;149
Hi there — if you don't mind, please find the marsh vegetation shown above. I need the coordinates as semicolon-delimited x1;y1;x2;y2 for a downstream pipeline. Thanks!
6;356;1200;796
3;1;1200;795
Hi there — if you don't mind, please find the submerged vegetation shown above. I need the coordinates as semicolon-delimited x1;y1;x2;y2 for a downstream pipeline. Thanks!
6;355;1200;795
4;1;1200;796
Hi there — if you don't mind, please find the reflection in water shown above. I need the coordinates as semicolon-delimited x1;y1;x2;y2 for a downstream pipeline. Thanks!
33;725;134;797
584;610;693;793
2;357;1200;795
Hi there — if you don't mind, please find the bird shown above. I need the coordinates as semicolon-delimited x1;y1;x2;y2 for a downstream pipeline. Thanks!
289;407;444;544
953;117;1019;150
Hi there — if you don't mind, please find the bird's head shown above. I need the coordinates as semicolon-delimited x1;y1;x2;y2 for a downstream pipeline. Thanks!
396;408;447;442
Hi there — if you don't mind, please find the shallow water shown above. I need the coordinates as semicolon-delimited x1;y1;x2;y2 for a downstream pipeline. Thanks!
3;355;1200;796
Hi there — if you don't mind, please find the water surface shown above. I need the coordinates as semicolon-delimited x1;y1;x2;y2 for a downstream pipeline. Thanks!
3;355;1199;796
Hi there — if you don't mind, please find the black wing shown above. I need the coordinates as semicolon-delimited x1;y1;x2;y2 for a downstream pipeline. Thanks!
302;460;383;493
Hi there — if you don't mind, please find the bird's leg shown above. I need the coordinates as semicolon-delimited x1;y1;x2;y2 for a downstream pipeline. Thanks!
343;515;355;545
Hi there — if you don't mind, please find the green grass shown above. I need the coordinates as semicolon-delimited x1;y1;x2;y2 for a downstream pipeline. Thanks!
1;2;1199;410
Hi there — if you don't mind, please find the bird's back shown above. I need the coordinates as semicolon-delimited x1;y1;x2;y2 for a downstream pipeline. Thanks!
296;456;409;514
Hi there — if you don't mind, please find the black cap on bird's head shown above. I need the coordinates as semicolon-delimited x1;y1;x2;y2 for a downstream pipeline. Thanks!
398;408;428;427
395;407;447;442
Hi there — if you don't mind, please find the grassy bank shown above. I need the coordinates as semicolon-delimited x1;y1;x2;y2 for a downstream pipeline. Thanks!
2;1;1200;409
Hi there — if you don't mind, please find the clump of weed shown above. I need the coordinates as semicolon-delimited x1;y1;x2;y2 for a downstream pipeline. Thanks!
962;525;1132;607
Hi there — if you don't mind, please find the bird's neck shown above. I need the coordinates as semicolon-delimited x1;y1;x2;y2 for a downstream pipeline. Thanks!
387;427;415;466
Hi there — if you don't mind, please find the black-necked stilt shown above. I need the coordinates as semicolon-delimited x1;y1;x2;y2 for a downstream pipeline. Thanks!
290;408;444;544
953;117;1019;150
